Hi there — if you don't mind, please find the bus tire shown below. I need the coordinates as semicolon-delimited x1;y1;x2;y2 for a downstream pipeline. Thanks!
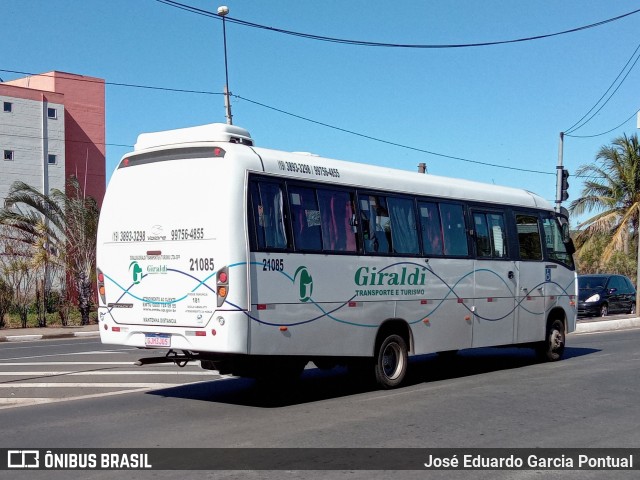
374;334;408;389
536;318;565;362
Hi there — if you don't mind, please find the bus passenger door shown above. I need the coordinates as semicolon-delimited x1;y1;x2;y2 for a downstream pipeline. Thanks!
513;213;547;344
470;211;516;348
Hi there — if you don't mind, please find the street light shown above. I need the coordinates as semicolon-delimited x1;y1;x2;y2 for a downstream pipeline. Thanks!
218;5;232;125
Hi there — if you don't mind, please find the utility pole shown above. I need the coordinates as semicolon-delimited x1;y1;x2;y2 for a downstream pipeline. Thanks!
218;5;232;125
555;132;564;213
637;114;640;315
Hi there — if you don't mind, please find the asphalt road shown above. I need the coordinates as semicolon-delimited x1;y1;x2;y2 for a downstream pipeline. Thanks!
0;328;639;480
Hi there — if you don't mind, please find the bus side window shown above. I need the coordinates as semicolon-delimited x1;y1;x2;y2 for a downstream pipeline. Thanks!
473;212;508;259
388;197;419;255
419;201;444;256
488;213;507;258
440;203;468;256
359;194;392;254
289;186;322;251
249;182;265;249
516;214;542;261
251;181;288;250
317;189;357;252
473;213;492;258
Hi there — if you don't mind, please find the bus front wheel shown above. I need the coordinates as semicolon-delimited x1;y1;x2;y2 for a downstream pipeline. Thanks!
536;318;565;362
374;334;408;389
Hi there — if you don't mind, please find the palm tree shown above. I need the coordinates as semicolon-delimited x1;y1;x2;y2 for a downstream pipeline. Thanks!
0;177;99;325
569;133;640;312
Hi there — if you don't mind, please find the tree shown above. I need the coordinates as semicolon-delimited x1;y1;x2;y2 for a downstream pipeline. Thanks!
573;231;635;277
0;236;37;328
0;177;99;325
0;276;12;329
569;133;640;312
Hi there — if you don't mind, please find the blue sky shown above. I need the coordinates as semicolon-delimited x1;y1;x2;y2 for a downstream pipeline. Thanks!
3;1;640;226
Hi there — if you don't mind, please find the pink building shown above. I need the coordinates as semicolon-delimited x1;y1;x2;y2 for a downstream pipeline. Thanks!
0;71;105;206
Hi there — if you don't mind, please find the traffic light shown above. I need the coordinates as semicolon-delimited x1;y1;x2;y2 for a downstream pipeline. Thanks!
560;169;569;201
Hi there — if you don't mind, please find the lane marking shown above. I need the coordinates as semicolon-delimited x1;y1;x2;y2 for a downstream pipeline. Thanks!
0;371;212;376
0;341;112;350
0;382;206;388
0;362;177;366
0;350;142;362
0;387;159;410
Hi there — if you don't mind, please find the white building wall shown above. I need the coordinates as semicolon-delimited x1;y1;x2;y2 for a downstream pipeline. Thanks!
0;95;65;203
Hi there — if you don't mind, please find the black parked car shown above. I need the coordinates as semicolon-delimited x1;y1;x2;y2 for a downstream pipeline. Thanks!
577;274;636;317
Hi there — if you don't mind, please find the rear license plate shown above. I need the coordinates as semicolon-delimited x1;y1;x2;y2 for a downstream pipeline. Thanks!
145;333;171;347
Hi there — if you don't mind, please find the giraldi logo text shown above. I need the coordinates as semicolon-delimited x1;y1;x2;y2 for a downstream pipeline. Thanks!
354;266;427;287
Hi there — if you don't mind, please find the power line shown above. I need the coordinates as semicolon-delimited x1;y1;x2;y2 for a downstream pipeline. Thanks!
0;68;553;176
155;0;640;49
0;69;224;96
564;40;640;134
234;94;553;175
565;108;640;139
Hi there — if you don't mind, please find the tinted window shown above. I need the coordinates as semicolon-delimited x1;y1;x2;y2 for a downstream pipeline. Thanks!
516;214;542;261
289;185;322;251
608;276;625;292
542;216;573;267
441;203;468;256
624;277;636;293
317;189;357;252
250;181;288;250
418;202;444;256
579;276;606;289
473;213;491;257
388;197;419;255
360;194;392;254
473;212;507;259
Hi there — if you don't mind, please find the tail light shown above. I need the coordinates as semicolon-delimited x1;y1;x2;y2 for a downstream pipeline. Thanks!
217;266;229;307
97;268;106;305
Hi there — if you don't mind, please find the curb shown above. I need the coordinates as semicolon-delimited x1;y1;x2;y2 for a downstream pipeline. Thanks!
574;317;640;334
0;331;100;343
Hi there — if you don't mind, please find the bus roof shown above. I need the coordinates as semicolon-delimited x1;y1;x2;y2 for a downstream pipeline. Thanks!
252;147;551;211
130;123;551;211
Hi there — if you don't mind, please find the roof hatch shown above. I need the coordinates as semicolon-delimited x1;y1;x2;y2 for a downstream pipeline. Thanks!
134;123;253;151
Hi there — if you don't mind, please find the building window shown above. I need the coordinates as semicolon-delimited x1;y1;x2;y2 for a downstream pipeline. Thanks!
48;154;57;165
3;102;12;113
47;107;57;119
4;150;14;161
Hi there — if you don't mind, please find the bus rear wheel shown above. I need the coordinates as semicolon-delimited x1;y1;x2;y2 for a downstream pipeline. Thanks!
374;334;408;389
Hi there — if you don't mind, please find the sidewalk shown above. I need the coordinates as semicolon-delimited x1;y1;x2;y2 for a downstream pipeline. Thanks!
1;316;639;343
0;324;99;342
